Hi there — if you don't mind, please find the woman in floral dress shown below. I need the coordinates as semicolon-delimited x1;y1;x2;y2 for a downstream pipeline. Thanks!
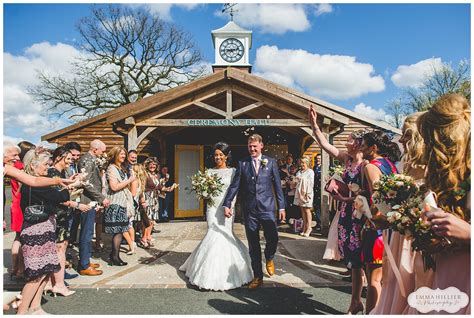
308;105;366;314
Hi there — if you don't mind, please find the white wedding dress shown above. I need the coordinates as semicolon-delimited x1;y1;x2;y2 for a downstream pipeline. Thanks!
179;168;253;291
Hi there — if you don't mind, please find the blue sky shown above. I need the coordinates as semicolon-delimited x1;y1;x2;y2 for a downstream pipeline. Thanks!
3;3;471;144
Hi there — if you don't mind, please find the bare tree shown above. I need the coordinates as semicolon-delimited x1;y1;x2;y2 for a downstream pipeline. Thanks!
385;97;409;129
404;60;470;112
29;5;206;120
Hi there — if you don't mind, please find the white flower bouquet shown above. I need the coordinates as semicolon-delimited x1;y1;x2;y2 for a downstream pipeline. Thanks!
189;170;224;207
371;173;418;215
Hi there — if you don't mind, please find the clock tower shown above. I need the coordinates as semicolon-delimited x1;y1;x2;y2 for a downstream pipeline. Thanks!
211;21;252;73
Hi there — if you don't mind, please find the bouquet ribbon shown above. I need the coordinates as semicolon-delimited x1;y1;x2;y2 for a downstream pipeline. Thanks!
383;234;407;298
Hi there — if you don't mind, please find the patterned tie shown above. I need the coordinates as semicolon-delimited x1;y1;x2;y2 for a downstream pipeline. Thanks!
253;158;260;174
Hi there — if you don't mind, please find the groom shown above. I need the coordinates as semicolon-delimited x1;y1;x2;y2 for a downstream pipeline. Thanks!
223;134;286;289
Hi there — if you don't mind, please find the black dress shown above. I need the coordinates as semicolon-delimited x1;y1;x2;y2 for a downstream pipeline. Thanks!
47;168;71;243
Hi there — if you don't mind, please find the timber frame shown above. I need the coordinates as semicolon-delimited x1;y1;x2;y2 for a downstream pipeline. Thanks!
43;67;400;230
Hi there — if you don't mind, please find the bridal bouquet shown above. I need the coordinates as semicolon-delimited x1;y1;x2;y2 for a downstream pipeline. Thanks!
327;165;345;182
371;173;419;215
189;170;224;207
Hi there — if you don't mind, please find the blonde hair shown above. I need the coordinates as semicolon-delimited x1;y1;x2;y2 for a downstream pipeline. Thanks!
23;149;51;176
133;163;148;194
402;112;427;172
248;134;263;143
300;156;311;168
417;94;471;217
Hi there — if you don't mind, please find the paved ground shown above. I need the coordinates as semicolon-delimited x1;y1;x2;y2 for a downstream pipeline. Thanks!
3;190;362;314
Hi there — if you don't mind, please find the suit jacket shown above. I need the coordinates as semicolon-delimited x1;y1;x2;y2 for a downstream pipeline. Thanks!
77;152;105;204
223;155;285;218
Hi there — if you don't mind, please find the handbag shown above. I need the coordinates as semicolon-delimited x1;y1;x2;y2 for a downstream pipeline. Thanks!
324;178;350;197
23;187;50;224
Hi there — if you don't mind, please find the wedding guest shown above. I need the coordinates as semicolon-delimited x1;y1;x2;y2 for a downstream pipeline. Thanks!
104;146;135;266
123;153;138;254
131;163;150;250
286;165;299;222
158;165;176;222
142;157;161;247
309;105;366;314
16;149;70;314
418;94;470;314
47;146;89;297
294;156;315;237
8;141;35;281
63;142;82;248
278;159;290;223
359;130;401;313
285;154;294;171
313;154;322;231
371;112;432;314
77;139;109;276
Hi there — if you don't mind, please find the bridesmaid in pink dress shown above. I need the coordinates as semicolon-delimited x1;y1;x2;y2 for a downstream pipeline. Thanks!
370;112;434;314
418;94;471;315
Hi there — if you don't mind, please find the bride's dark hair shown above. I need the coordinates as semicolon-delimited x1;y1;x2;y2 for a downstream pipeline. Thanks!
213;142;232;164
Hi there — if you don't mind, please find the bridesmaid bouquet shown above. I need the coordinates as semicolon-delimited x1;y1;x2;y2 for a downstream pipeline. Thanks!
371;173;419;215
189;170;224;207
386;196;451;271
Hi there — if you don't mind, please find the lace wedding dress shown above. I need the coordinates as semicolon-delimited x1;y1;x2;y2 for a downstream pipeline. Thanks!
179;168;253;291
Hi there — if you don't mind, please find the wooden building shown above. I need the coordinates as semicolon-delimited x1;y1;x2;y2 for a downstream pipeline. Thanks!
42;21;400;230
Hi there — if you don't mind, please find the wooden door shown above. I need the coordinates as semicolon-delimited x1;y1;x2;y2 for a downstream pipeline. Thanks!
174;145;204;218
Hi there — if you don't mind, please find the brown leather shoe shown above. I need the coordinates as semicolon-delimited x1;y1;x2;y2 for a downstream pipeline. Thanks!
79;266;103;276
248;278;263;289
90;263;100;269
266;259;275;276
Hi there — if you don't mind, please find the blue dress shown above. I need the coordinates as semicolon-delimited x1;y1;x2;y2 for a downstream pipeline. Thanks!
337;161;364;269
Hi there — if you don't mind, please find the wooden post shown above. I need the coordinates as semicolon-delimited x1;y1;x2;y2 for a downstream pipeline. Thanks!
226;88;233;119
127;126;138;152
320;135;330;234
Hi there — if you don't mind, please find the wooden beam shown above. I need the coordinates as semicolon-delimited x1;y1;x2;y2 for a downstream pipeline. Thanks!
127;126;138;151
194;101;227;118
106;71;227;124
135;87;228;122
125;117;135;125
232;101;265;117
228;69;349;125
136;127;157;149
137;118;310;127
226;88;233;119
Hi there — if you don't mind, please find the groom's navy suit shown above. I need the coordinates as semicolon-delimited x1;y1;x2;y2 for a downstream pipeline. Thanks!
223;155;285;279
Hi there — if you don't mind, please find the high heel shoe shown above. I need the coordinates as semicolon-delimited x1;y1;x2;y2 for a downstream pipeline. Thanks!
347;302;364;315
108;257;128;266
51;286;76;297
43;283;54;296
138;240;149;249
303;229;312;237
126;242;137;255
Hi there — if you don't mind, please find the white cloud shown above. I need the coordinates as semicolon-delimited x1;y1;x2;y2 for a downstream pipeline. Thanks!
354;103;388;121
139;4;202;22
216;4;311;35
3;42;80;143
254;45;385;100
391;57;444;88
314;4;333;16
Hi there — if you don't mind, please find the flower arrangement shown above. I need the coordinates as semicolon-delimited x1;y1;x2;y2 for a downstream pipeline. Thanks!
386;197;450;271
325;164;345;183
188;170;224;207
372;173;419;214
261;158;269;167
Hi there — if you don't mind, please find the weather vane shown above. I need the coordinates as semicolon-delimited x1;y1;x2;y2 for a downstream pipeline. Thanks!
222;3;238;21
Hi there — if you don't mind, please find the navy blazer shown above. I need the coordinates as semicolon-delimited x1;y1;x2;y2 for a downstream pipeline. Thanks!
223;155;285;218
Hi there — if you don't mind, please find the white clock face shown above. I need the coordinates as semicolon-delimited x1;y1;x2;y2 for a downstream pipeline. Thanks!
219;38;244;63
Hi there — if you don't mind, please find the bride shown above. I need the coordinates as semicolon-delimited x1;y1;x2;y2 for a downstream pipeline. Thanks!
179;142;253;291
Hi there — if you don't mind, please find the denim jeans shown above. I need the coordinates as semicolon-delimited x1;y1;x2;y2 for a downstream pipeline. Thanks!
79;208;96;270
158;195;171;219
68;209;81;243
